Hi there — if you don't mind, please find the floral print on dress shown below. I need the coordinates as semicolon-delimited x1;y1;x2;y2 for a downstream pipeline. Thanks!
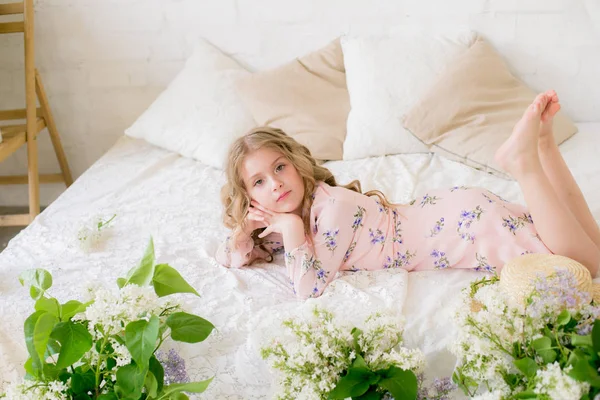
383;250;416;269
429;217;445;237
474;253;494;272
502;213;533;235
457;206;484;244
375;200;389;214
343;242;356;263
301;254;328;284
352;206;366;232
431;249;450;269
217;182;552;300
450;186;469;192
481;193;495;204
284;251;295;265
493;192;510;202
420;194;441;207
323;229;339;252
391;210;403;244
369;228;385;245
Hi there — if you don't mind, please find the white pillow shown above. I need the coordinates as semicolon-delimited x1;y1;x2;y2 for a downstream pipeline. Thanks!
125;39;256;169
341;29;477;160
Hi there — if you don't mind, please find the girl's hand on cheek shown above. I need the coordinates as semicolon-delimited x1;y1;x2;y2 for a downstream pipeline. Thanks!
250;201;302;238
240;205;268;235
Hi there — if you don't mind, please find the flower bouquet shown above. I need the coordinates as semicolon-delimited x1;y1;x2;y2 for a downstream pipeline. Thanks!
452;269;600;400
261;307;455;400
2;237;214;400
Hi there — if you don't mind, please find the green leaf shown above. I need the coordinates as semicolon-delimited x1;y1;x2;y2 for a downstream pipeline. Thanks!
538;349;557;364
118;237;156;288
145;370;159;398
115;365;147;400
152;264;199;297
97;394;118;400
356;388;382;399
378;367;418;400
19;269;53;299
24;310;46;372
592;320;600;354
71;370;96;395
125;316;160;370
30;286;43;300
167;394;190;400
35;297;61;318
351;327;363;354
61;300;91;321
514;390;538;399
557;309;571;326
328;356;378;399
568;356;600;386
34;312;59;367
24;357;40;380
41;362;64;380
532;336;558;363
166;312;214;343
106;357;117;371
514;358;538;378
160;378;213;397
572;334;594;348
532;336;552;352
352;354;368;369
50;321;93;369
354;385;382;400
149;355;165;393
74;394;92;400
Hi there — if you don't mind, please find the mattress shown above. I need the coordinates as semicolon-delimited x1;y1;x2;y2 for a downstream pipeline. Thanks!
0;123;599;398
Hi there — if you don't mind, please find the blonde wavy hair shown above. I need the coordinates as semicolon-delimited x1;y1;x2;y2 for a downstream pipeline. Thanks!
221;127;395;262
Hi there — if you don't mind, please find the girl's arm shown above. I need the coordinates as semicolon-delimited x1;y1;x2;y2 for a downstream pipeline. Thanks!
283;203;355;299
215;228;282;268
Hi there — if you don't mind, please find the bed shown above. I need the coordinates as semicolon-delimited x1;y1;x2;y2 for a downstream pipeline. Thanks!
1;121;598;398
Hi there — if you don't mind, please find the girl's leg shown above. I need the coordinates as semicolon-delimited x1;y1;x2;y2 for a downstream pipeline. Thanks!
495;93;600;276
538;90;600;249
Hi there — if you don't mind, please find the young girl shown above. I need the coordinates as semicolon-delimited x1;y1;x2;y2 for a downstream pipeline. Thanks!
216;90;600;299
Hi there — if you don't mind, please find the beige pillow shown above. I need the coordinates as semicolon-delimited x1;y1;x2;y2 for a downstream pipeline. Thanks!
235;38;350;161
402;37;578;179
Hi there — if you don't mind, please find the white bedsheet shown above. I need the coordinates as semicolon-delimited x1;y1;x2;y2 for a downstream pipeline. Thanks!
0;123;599;398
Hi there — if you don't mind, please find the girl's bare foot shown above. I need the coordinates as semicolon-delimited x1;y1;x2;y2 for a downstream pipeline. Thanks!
495;93;549;177
539;89;561;148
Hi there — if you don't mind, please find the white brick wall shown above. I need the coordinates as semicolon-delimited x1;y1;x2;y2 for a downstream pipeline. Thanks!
0;0;598;206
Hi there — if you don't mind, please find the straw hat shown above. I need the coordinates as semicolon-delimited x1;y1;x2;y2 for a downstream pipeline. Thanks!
470;254;600;312
499;253;599;305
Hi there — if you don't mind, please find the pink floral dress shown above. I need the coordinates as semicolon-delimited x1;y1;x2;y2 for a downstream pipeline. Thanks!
216;181;551;299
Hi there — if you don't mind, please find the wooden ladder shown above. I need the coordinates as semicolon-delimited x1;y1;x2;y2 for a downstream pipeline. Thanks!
0;0;73;227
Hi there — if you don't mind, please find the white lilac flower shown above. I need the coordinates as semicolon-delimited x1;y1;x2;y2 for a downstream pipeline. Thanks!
453;269;598;399
471;389;508;400
533;363;590;400
109;338;132;367
2;379;68;400
76;214;116;253
262;307;421;399
80;284;164;335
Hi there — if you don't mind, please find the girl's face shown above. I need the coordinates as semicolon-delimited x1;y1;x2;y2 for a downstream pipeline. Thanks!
241;147;304;215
